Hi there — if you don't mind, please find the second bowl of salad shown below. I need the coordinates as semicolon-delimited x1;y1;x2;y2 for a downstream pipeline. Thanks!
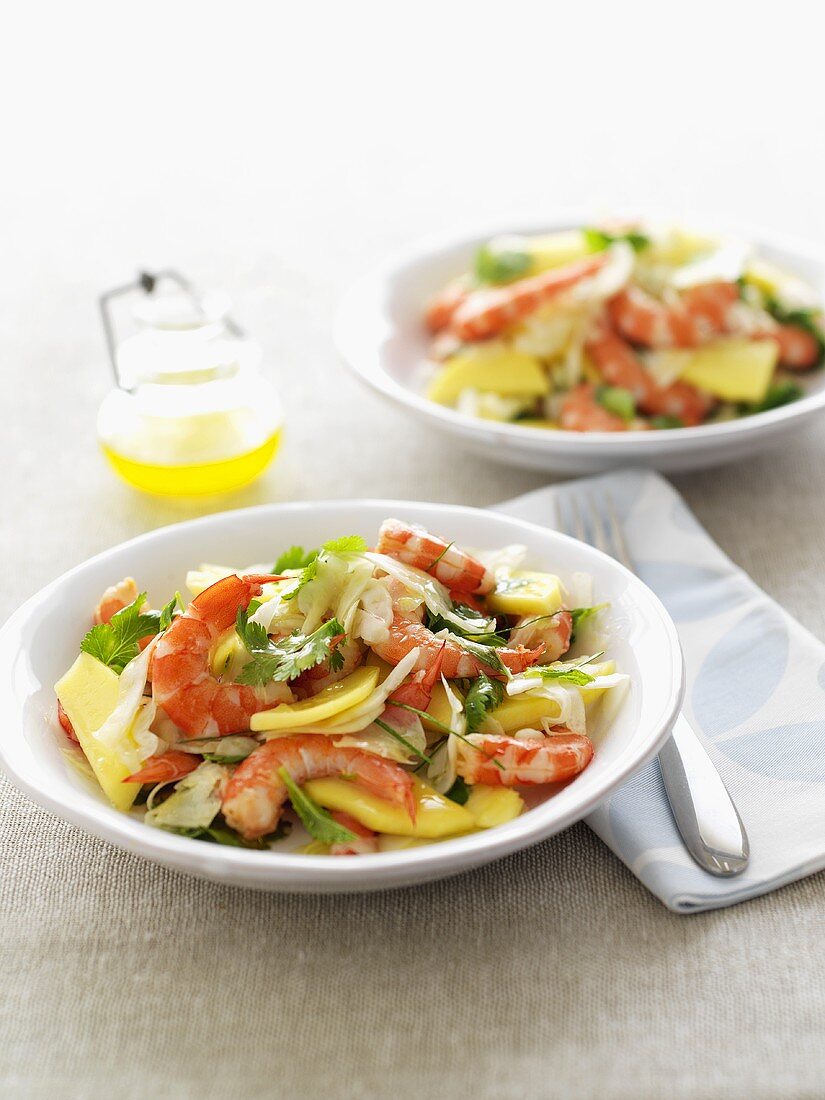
336;216;825;473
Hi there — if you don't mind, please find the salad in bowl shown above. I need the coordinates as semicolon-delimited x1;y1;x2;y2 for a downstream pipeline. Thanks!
53;519;627;856
423;223;824;432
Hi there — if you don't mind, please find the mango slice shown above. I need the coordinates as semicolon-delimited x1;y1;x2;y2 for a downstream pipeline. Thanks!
680;338;778;403
482;692;563;733
251;666;380;731
487;570;563;617
465;785;525;828
303;775;475;838
365;652;457;733
427;345;548;406
55;653;139;812
514;419;560;431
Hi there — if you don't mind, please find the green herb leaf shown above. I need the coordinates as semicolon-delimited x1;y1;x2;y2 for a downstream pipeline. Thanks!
525;665;595;686
475;245;532;286
446;777;470;805
741;381;804;415
425;610;506;647
278;768;357;845
235;612;345;686
596;385;636;421
322;535;368;556
584;227;650;253
273;545;318;573
163;821;290;848
463;673;505;734
452;634;509;677
649;415;684;430
281;536;367;602
79;592;160;673
158;592;184;632
569;605;607;634
763;297;825;366
374;717;433;764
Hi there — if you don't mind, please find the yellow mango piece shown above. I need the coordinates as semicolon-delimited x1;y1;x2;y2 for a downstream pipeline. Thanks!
525;230;593;272
465;785;525;828
487;570;563;617
210;629;244;677
680;338;778;403
251;666;379;731
304;775;475;838
427;344;548;406
482;692;563;733
55;653;138;812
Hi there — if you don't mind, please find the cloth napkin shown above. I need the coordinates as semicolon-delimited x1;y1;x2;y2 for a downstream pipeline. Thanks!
496;470;825;914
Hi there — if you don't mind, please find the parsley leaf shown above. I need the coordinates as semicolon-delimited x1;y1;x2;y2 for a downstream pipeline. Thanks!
463;673;505;735
446;777;470;805
235;612;345;686
79;591;161;673
278;768;357;845
273;546;318;573
475;245;532;285
584;227;650;253
596;385;636;421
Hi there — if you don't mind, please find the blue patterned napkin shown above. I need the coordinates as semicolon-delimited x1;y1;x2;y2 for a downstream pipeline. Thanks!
497;470;825;913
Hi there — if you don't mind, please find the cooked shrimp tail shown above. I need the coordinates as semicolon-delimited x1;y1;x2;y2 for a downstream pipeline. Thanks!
123;751;200;785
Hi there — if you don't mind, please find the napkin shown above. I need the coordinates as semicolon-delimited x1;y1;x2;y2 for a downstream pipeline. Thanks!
496;470;825;914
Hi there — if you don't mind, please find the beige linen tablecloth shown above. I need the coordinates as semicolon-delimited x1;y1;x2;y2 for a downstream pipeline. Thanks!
2;250;824;1099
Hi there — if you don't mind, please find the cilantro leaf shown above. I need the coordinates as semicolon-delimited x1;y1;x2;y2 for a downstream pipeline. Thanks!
475;245;532;285
273;546;318;573
584;227;650;253
79;592;160;673
322;535;368;556
278;768;357;845
596;385;636;421
446;777;470;805
463;673;505;735
235;612;345;686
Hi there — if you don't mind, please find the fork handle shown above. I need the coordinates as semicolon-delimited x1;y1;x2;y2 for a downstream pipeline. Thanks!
657;714;750;877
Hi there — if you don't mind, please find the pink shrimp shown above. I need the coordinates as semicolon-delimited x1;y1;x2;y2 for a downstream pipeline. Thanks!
608;282;739;348
560;383;629;433
222;734;417;840
373;605;543;679
449;253;608;342
456;730;594;786
425;276;472;333
94;577;141;625
329;811;380;856
757;324;821;370
509;611;572;664
123;750;200;785
151;573;292;739
586;326;712;427
377;518;494;595
57;700;79;743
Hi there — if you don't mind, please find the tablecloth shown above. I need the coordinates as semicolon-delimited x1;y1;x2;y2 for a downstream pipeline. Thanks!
3;5;825;1093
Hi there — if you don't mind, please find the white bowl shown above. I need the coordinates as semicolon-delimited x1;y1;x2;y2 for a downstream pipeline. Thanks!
335;217;825;474
0;500;683;893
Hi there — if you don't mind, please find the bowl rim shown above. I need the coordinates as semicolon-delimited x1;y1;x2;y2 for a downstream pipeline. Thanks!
0;498;684;889
334;211;825;452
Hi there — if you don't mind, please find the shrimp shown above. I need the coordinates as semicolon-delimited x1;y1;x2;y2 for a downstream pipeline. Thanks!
94;577;142;625
152;573;293;739
57;700;79;743
449;253;609;341
559;383;628;433
329;811;379;856
373;603;543;678
509;611;572;664
222;734;417;840
425;276;471;333
608;282;739;348
758;324;821;370
377;518;494;595
123;750;199;785
586;326;712;427
456;730;594;786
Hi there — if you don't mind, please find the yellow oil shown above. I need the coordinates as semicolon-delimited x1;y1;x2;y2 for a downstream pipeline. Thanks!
102;430;281;496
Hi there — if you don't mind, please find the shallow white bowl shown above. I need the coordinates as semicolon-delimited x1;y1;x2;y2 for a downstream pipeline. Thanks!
335;218;825;474
0;501;683;893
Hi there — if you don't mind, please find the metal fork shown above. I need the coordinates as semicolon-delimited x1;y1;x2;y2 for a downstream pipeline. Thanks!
558;492;750;877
